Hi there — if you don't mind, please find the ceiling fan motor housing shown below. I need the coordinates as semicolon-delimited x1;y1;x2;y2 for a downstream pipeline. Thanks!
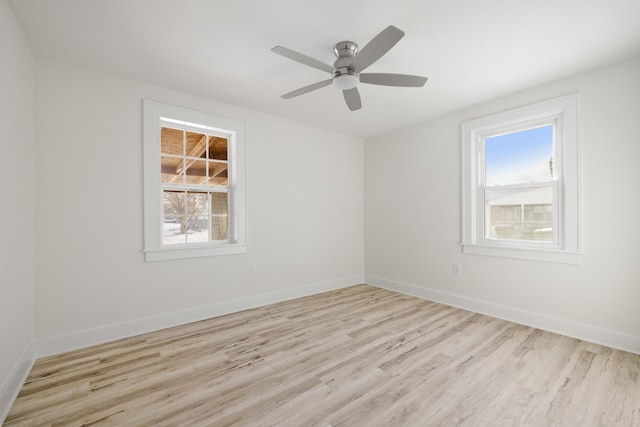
333;41;360;89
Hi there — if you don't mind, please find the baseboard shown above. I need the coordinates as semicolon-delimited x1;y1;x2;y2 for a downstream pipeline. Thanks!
0;341;36;424
37;275;363;358
366;275;640;355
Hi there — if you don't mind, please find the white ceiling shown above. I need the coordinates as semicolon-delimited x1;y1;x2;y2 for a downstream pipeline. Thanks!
9;0;640;138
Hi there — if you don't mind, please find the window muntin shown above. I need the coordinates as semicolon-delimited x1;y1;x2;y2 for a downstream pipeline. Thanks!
143;100;247;262
461;94;581;264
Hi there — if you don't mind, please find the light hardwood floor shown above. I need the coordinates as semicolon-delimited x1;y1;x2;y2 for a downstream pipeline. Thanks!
5;284;640;426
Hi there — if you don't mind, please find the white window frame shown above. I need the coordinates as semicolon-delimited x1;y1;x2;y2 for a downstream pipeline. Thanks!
143;100;247;262
461;94;581;264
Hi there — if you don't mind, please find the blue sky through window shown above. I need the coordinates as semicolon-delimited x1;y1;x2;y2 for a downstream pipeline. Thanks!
485;125;554;185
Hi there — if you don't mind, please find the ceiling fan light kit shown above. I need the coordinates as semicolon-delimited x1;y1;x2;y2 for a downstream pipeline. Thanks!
272;25;428;111
333;72;359;90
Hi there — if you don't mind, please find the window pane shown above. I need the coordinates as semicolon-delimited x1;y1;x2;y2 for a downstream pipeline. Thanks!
163;191;184;245
186;216;209;243
185;132;207;159
163;190;184;217
161;127;183;155
211;192;228;241
208;136;228;161
485;186;553;241
485;125;554;186
185;192;209;216
185;192;208;243
208;161;228;186
161;156;183;183
184;160;207;185
163;215;186;245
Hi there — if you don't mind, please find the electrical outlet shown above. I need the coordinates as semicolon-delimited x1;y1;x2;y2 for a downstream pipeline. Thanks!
452;264;462;276
249;264;256;275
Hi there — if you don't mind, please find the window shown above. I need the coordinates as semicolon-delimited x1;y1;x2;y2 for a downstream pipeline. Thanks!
482;125;557;244
143;100;247;261
461;94;581;263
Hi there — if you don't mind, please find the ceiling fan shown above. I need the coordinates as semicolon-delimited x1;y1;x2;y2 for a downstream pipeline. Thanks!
271;25;428;111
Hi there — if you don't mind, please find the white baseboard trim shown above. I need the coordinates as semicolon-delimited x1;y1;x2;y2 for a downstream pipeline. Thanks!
366;275;640;355
0;341;36;424
37;275;363;358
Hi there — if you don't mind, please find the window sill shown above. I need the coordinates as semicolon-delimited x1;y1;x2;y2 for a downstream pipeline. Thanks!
144;244;248;262
462;243;582;264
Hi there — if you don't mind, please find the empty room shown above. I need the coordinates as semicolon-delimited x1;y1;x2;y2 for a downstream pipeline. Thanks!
2;0;640;425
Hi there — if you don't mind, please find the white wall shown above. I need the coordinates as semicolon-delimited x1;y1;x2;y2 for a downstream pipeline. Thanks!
34;59;364;356
365;57;640;353
0;0;36;418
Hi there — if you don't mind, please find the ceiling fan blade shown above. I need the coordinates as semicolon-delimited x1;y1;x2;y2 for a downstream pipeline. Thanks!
343;87;361;111
351;25;404;72
281;79;332;99
271;46;334;74
360;73;428;87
